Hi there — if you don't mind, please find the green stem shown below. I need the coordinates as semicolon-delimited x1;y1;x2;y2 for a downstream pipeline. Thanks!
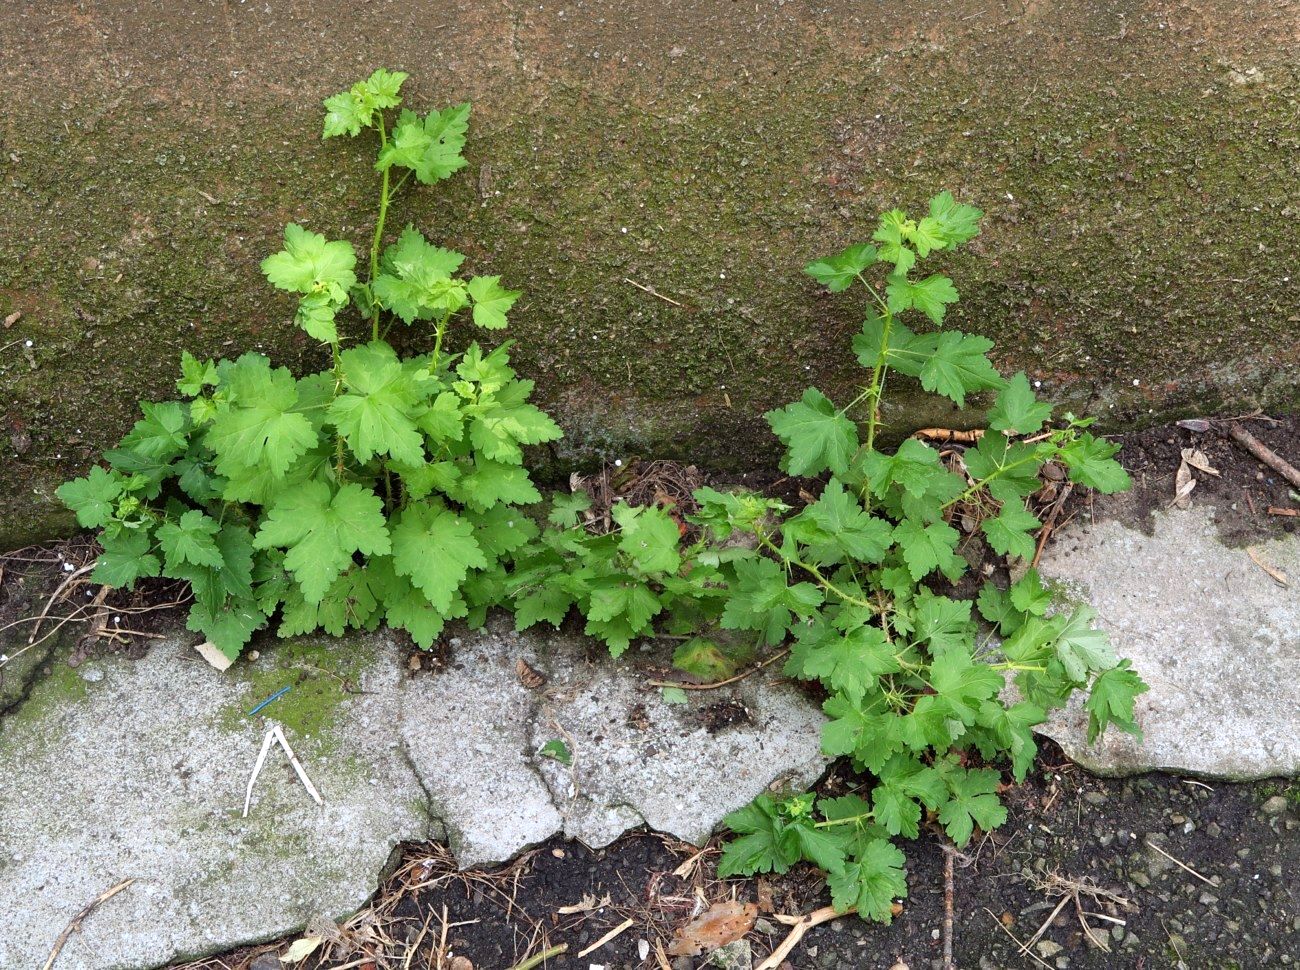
430;311;450;373
369;115;391;342
331;340;346;478
863;312;893;456
507;944;569;970
941;452;1044;511
814;809;875;829
756;533;873;610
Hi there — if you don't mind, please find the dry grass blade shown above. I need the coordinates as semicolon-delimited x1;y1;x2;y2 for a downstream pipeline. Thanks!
982;908;1054;970
1144;838;1217;887
576;917;635;957
43;878;135;970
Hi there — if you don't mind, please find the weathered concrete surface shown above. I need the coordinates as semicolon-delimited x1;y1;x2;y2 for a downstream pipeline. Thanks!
3;1;1300;548
0;618;825;969
1038;511;1300;780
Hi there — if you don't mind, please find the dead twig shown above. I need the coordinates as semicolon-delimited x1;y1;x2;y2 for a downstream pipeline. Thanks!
757;906;858;970
1226;423;1300;490
43;879;135;970
1031;482;1073;569
942;845;956;970
647;648;789;691
913;427;985;444
28;562;96;643
1267;506;1299;517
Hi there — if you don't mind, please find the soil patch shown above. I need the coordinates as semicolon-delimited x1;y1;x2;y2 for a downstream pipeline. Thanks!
172;746;1300;969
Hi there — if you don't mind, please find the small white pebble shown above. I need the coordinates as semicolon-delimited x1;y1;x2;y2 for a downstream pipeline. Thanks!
1033;379;1042;388
113;616;121;625
0;654;8;664
62;562;75;572
24;339;33;347
1132;378;1140;386
620;227;627;234
614;459;623;467
719;272;726;279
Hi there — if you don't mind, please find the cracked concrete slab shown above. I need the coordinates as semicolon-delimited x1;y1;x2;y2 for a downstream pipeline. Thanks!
0;618;826;968
1037;510;1300;780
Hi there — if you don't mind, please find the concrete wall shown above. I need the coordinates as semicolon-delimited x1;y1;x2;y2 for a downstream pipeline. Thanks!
2;0;1298;548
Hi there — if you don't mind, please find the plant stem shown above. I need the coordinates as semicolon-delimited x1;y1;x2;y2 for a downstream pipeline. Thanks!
369;115;391;342
863;311;894;456
941;451;1044;511
430;311;449;373
756;534;873;610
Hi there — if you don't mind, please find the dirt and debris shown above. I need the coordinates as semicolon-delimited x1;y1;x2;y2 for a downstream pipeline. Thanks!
1086;413;1300;545
9;414;1300;968
170;755;1300;969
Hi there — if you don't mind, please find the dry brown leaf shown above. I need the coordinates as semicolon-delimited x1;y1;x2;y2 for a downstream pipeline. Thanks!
1172;460;1196;509
193;640;234;672
515;657;546;689
1181;447;1220;477
666;900;757;956
1246;547;1289;587
3;311;20;328
278;935;323;963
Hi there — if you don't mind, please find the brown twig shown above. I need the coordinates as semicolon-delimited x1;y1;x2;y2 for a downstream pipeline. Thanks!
28;563;96;643
1268;506;1299;517
647;648;789;691
1226;423;1300;490
757;906;856;970
913;427;985;444
43;879;135;970
1031;482;1073;569
942;844;956;970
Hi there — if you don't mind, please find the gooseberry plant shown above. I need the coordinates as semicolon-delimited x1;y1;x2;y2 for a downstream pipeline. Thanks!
57;70;560;659
503;194;1147;921
55;70;1146;926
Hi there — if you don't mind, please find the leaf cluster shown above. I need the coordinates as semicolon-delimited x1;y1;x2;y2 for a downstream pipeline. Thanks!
496;194;1147;921
57;90;1145;926
58;73;556;661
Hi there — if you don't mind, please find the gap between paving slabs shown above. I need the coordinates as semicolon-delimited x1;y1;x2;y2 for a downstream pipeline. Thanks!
0;613;827;970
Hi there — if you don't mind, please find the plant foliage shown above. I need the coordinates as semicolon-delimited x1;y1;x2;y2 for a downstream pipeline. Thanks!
498;192;1148;921
58;70;559;660
59;76;1146;923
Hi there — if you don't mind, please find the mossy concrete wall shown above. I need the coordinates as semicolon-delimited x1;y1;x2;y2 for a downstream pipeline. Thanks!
1;1;1298;548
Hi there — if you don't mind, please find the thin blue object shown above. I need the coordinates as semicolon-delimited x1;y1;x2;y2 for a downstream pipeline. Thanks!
248;685;292;717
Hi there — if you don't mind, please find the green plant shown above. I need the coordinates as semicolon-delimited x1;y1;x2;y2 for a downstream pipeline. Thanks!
55;75;1143;926
57;70;560;660
503;193;1147;920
